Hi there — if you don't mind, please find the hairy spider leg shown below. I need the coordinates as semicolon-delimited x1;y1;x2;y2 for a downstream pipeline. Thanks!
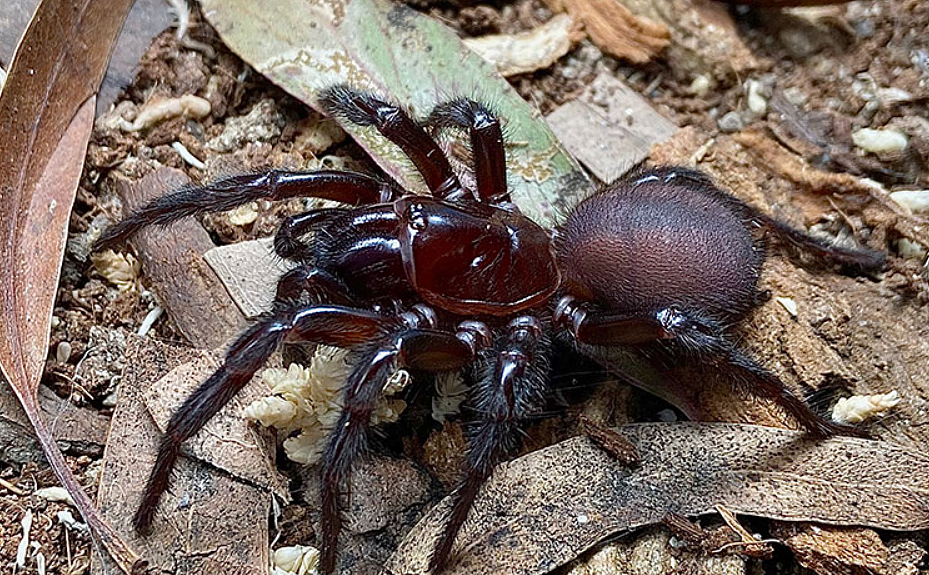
556;299;864;438
274;208;352;261
429;316;550;573
319;85;467;200
320;322;477;574
754;211;886;272
428;99;509;203
96;170;393;248
132;305;400;532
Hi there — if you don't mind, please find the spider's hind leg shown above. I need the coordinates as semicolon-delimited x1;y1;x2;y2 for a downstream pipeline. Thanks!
755;211;886;273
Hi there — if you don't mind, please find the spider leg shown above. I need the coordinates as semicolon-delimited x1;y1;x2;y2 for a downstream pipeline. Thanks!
97;170;393;248
428;99;508;203
557;298;862;438
273;266;352;308
132;304;401;533
320;321;480;574
754;211;886;272
319;86;467;200
429;316;550;573
274;208;352;261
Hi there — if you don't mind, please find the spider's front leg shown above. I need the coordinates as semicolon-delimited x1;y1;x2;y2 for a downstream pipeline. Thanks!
428;99;508;203
319;309;486;573
319;86;466;200
132;304;401;531
96;170;394;248
429;315;551;573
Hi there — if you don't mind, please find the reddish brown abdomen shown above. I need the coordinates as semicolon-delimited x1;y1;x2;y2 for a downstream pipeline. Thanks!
557;173;764;321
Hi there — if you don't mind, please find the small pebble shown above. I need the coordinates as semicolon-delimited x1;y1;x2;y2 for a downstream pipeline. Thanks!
56;341;72;363
718;111;745;133
852;128;908;154
775;296;798;318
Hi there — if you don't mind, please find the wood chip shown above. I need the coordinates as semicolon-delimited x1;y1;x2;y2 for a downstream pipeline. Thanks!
542;0;669;63
203;237;292;319
116;167;248;348
771;523;889;575
545;73;678;182
611;0;757;78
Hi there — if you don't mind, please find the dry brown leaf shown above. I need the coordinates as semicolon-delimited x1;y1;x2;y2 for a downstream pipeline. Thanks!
388;423;929;575
543;0;669;63
771;523;889;575
463;14;584;77
0;1;138;572
142;350;289;498
94;337;272;575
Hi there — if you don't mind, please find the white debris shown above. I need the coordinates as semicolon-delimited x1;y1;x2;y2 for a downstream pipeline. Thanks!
56;509;89;532
432;371;469;423
127;94;211;132
90;250;141;292
889;190;929;214
171;141;207;169
271;544;320;575
16;510;32;568
832;391;901;424
688;74;712;97
775;296;798;318
745;79;767;116
137;306;165;337
245;347;407;465
34;486;75;507
852;128;908;154
895;238;928;261
464;14;582;77
228;202;260;226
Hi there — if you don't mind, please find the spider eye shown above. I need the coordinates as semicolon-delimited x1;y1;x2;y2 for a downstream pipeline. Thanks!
407;202;428;231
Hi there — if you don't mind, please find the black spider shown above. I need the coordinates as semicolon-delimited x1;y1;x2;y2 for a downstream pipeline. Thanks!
95;86;884;573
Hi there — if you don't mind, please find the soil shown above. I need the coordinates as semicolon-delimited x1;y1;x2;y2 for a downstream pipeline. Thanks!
2;0;927;574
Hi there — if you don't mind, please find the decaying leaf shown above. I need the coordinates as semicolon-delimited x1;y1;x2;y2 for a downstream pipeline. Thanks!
0;0;139;572
387;423;929;575
199;0;590;228
542;0;670;64
463;14;584;77
93;337;272;575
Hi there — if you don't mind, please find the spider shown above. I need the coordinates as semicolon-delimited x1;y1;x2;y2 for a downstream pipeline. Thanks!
96;85;884;574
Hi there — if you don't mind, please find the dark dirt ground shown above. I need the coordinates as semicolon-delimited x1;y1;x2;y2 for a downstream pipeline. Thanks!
2;0;928;573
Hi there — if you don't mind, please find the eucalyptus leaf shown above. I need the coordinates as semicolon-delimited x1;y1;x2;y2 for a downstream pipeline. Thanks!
199;0;590;227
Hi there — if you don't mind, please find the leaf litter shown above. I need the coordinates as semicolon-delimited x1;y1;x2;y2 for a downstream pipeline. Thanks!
3;0;928;574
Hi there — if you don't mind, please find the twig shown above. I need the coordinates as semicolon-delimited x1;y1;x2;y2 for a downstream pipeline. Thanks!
0;477;25;495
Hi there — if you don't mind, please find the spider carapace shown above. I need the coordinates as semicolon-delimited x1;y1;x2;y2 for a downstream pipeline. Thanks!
96;86;884;574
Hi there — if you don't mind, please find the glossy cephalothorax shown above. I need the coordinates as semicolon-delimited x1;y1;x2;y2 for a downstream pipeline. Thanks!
97;87;883;574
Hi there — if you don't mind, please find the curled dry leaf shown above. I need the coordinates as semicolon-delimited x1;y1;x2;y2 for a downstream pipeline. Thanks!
0;0;139;572
387;423;929;575
200;0;589;228
463;14;584;77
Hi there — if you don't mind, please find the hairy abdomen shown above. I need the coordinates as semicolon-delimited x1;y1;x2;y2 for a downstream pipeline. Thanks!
557;170;765;321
